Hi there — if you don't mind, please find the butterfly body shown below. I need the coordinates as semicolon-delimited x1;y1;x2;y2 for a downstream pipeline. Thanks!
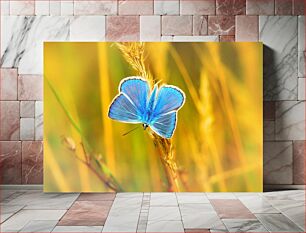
108;77;185;139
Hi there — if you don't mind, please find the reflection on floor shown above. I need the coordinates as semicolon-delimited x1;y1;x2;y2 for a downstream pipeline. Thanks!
0;190;305;232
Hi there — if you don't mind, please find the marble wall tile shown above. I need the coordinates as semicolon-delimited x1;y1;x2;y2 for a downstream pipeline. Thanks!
18;75;43;100
106;16;139;41
50;1;61;16
70;16;106;41
260;16;298;100
293;140;305;184
35;1;50;15
264;121;275;141
275;101;305;140
180;0;215;15
220;35;235;42
275;0;293;15
10;1;35;15
61;1;74;16
20;101;35;118
246;0;274;15
0;68;17;100
0;141;22;184
162;16;192;36
0;101;19;140
298;16;305;78
235;15;258;41
263;101;275;120
172;36;219;42
264;141;293;184
119;0;153;15
293;0;305;15
1;16;70;74
298;78;305;100
1;0;10;15
154;0;179;15
20;118;35;140
193;16;208;35
208;16;235;35
140;16;161;41
146;221;184;233
21;141;43;184
35;101;43;140
216;0;246;15
74;1;117;15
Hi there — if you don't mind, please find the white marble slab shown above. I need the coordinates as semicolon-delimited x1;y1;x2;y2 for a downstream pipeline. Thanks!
298;16;305;78
259;16;298;100
70;16;106;41
256;213;303;232
176;193;210;204
238;195;279;214
20;220;58;232
140;16;161;42
275;101;305;140
298;78;305;100
223;219;269;232
1;16;70;74
146;220;184;233
50;1;61;16
206;192;237;199
35;1;50;15
61;1;74;16
263;141;293;184
52;226;103;232
262;190;305;201
35;101;43;140
20;118;35;140
1;0;10;15
1;204;24;223
148;206;181;221
154;0;179;15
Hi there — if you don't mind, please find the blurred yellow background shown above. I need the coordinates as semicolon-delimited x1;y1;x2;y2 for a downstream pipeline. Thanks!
44;42;263;192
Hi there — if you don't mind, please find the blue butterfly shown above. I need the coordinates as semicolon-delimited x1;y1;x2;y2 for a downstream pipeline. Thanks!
108;76;185;139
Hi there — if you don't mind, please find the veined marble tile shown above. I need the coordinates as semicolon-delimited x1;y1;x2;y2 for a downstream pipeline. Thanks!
52;226;103;232
223;219;269;232
61;1;74;16
1;0;10;15
154;0;179;15
1;209;66;232
20;220;58;232
206;192;237;199
1;16;70;74
70;16;106;41
20;101;35;117
238;195;279;214
35;101;43;140
256;213;303;232
150;192;178;206
10;1;35;15
298;16;305;78
0;68;18;100
263;141;293;184
74;1;117;15
20;118;35;140
146;220;184;233
140;16;161;42
275;101;305;140
172;36;219;41
264;120;275;141
262;190;305;201
298;78;305;100
116;192;143;198
176;193;210;204
35;1;50;15
50;1;61;15
1;204;24;223
260;16;298;100
148;206;181;221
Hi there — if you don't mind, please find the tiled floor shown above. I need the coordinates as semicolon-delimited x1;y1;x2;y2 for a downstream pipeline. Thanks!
0;190;305;232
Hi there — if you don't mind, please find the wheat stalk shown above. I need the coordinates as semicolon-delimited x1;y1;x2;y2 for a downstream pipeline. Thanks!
116;42;180;192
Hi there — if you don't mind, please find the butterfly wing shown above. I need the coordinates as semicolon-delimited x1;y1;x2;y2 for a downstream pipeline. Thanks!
108;77;149;123
149;85;185;138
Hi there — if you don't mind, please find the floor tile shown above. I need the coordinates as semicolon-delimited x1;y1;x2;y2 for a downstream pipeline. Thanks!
222;219;269;232
184;229;210;233
150;193;178;206
256;213;304;232
0;209;66;232
238;195;279;213
52;226;103;232
1;204;24;223
146;220;184;232
77;193;116;201
58;201;113;226
148;206;181;221
206;193;237;199
210;199;256;219
181;210;223;229
20;220;58;232
116;192;143;198
176;193;210;204
261;190;305;201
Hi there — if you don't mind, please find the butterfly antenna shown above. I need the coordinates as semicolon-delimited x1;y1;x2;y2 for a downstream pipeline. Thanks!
122;126;139;136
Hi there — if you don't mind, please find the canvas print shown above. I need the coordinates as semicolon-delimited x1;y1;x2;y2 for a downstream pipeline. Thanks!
44;42;263;192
